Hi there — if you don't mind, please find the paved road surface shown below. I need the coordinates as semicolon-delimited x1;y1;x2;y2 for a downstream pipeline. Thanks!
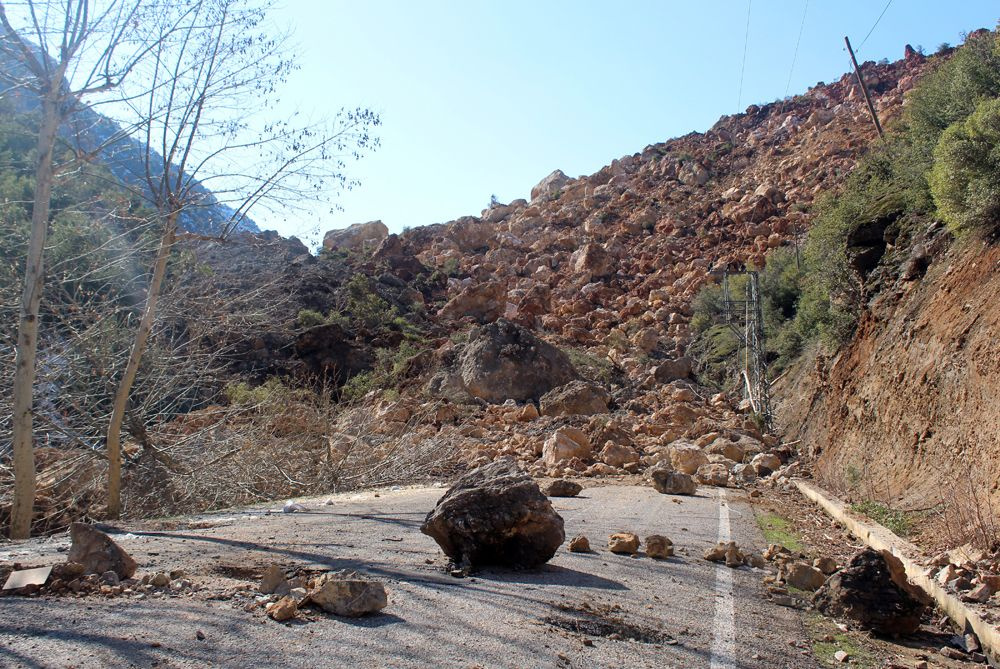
0;485;816;668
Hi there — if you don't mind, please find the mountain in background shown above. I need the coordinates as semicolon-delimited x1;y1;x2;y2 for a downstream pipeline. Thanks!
0;36;258;236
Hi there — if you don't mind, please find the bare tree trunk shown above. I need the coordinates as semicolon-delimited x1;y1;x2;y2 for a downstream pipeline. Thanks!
9;91;61;540
106;215;177;518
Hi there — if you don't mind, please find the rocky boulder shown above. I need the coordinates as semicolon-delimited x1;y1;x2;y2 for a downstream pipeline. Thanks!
542;479;583;497
570;243;613;279
653;357;694;383
539;380;610;416
649;467;697;495
437;280;506;323
813;548;926;636
67;523;137;579
531;169;572;201
608;532;640;554
420;458;565;569
309;571;388;617
645;535;674;559
322;221;388;252
599;442;640;468
542;427;591;466
429;319;578;403
667;440;709;474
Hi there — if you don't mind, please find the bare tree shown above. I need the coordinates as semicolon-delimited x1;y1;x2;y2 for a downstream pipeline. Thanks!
103;0;379;517
0;0;163;539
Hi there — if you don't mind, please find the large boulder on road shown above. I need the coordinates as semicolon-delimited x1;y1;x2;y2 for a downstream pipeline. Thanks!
420;458;565;569
649;467;697;495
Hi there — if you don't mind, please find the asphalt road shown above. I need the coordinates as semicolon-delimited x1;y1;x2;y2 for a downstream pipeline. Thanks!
0;484;816;668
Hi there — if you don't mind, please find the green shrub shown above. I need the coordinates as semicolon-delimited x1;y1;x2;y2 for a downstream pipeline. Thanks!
297;309;325;328
564;348;618;386
340;341;427;402
905;29;1000;152
929;97;1000;232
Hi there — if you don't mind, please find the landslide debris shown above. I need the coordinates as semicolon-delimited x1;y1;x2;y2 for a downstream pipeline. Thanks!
420;457;565;570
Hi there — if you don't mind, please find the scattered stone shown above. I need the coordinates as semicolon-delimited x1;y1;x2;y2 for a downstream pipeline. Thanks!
704;541;746;568
782;562;826;591
568;536;591;553
309;571;388;617
814;557;839;575
649;467;697;496
282;501;306;513
833;650;849;663
963;582;993;603
260;564;289;595
67;523;137;579
542;479;583;498
150;573;170;588
763;544;791;561
420;457;565;569
645;535;674;559
608;533;640;555
195;630;206;641
267;596;299;621
813;548;925;636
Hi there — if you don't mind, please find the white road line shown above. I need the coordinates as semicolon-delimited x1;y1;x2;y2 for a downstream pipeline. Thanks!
710;489;737;669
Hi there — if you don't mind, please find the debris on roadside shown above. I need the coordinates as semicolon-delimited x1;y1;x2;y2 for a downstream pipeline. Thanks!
253;564;388;621
542;479;583;498
608;533;640;555
813;548;926;636
645;535;674;559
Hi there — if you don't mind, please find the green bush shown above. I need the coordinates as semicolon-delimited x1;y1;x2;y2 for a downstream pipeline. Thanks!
297;309;326;328
905;29;1000;152
929;97;1000;232
340;341;427;402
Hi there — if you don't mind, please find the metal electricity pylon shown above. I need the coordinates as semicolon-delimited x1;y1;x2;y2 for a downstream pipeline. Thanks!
721;268;773;428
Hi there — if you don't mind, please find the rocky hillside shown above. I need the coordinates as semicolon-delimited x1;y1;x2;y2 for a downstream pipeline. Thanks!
2;40;966;531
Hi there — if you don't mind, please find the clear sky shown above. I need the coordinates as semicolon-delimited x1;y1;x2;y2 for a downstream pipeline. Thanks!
257;1;999;243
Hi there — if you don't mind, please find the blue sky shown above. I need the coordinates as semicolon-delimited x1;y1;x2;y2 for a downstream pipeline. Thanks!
259;1;999;242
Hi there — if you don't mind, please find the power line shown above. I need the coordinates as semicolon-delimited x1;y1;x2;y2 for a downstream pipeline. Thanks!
784;0;809;98
737;0;752;110
857;0;893;51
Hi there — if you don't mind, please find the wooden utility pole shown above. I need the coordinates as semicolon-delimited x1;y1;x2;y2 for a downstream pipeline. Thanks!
845;35;885;139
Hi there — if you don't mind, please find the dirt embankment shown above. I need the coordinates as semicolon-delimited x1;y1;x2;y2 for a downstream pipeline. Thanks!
776;236;1000;544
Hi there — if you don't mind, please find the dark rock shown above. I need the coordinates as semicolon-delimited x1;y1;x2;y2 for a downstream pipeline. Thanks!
813;548;925;636
67;523;137;579
294;323;373;384
542;479;583;497
649;467;697;495
428;319;578;403
420;457;565;569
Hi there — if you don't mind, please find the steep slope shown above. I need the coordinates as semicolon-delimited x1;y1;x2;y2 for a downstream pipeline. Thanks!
776;232;1000;536
383;48;934;384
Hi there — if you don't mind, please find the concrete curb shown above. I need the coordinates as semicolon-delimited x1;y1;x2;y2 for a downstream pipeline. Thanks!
794;479;999;666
